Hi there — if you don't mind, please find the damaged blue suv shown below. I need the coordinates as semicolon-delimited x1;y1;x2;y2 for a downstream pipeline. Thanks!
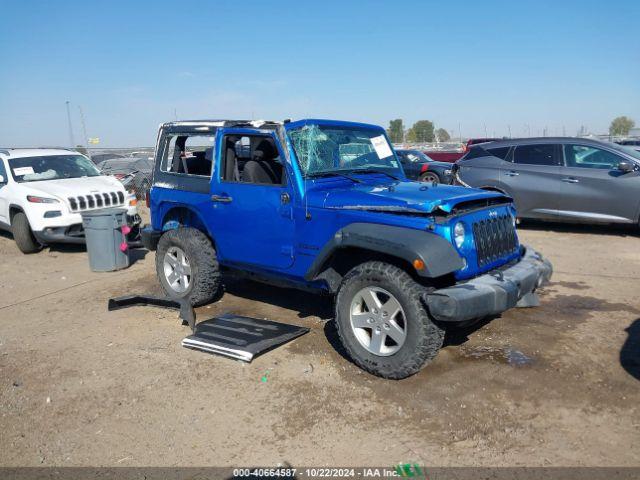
142;119;552;379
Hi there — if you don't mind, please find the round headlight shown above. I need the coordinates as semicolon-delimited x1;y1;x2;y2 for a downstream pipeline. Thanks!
454;222;465;248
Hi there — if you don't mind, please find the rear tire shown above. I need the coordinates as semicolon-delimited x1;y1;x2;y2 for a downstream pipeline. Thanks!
12;212;42;254
335;261;444;379
155;227;221;306
419;172;440;184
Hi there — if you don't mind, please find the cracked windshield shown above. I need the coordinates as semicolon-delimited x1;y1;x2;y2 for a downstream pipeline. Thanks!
288;124;401;178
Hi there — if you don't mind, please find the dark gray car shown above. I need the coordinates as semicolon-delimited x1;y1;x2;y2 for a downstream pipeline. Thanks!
454;137;640;225
97;157;154;198
395;149;454;184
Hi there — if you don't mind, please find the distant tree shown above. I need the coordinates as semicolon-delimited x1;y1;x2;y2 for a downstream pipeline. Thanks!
411;120;435;143
435;128;450;142
75;145;88;155
405;127;417;143
387;119;404;143
609;116;635;136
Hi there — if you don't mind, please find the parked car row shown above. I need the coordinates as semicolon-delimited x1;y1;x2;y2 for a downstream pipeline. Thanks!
2;126;638;257
97;156;154;199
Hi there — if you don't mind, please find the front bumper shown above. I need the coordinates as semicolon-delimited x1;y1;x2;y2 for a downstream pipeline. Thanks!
424;246;552;323
33;224;87;244
33;214;142;245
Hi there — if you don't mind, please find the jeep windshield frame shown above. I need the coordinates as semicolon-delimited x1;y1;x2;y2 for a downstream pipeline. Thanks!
286;122;403;179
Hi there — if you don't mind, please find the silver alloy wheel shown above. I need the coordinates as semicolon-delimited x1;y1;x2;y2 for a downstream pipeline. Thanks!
163;246;192;293
349;286;407;356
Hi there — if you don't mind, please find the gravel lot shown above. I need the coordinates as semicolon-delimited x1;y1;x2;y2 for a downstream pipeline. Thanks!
1;217;639;467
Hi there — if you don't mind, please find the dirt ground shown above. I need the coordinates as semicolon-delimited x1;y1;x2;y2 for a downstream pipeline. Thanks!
1;217;639;467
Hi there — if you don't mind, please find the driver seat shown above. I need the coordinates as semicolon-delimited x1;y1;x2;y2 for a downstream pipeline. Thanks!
242;139;282;184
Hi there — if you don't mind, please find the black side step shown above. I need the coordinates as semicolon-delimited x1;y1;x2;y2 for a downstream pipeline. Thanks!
107;294;196;332
182;313;309;362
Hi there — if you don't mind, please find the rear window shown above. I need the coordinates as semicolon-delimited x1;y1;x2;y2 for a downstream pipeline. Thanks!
161;134;215;176
513;144;558;166
485;146;511;160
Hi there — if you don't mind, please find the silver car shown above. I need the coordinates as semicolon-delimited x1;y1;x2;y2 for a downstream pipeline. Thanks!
454;137;640;225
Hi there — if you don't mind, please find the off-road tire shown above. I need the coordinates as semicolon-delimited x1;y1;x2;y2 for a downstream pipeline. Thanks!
335;261;445;379
12;212;42;254
155;227;221;306
419;172;440;184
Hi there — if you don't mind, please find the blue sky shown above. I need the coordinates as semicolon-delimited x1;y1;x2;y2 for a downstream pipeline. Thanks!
0;0;638;147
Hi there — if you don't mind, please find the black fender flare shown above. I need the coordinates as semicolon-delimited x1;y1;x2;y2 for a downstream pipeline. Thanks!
304;223;464;281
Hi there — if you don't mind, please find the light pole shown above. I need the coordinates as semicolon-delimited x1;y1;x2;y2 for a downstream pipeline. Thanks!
65;101;75;148
78;106;89;148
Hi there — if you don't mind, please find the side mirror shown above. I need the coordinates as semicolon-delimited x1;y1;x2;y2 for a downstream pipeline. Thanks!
0;174;5;184
617;160;634;173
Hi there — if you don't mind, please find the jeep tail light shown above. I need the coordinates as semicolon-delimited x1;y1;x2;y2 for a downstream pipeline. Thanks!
145;190;150;208
420;164;429;173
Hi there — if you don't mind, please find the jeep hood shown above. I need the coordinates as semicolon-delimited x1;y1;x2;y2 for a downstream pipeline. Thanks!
313;180;509;214
21;176;125;200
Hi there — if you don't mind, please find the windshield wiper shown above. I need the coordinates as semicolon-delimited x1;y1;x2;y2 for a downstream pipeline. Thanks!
305;171;363;183
346;168;400;181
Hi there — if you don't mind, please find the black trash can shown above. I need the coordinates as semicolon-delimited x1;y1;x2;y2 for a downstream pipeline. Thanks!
81;208;130;272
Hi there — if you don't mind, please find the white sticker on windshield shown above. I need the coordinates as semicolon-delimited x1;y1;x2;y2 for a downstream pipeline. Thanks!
370;135;393;159
13;166;34;176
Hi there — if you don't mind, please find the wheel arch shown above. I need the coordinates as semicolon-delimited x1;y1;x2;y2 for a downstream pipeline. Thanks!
9;203;26;224
305;223;464;292
160;204;216;247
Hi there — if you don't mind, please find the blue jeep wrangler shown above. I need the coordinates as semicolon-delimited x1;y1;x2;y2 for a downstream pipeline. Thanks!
142;119;552;379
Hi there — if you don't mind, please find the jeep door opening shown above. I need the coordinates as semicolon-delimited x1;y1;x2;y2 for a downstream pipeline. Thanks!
141;119;552;379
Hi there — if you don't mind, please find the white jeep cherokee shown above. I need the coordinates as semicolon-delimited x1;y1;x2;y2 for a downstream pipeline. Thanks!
0;148;140;253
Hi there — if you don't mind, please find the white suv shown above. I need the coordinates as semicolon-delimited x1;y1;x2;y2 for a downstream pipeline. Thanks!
0;148;140;253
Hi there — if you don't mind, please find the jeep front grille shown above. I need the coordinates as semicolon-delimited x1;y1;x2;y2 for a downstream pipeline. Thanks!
472;215;518;267
67;191;125;212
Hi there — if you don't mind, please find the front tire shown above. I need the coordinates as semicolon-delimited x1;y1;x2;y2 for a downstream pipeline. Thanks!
155;227;221;306
12;212;42;254
335;261;444;379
